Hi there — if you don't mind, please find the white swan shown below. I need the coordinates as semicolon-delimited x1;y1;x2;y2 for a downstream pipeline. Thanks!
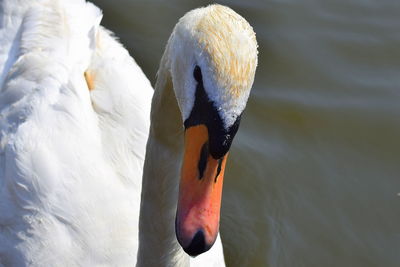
0;0;257;266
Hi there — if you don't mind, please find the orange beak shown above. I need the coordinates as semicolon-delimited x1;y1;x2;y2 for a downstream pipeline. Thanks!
175;124;228;256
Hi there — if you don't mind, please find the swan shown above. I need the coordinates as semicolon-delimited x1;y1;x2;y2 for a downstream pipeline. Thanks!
0;0;257;266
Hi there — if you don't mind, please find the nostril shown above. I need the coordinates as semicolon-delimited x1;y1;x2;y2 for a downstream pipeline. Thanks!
198;142;209;179
183;230;211;257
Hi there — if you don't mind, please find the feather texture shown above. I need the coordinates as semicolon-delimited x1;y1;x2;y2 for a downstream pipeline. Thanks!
0;0;152;265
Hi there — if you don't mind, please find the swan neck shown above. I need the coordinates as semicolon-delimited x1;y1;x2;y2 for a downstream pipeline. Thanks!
137;51;188;266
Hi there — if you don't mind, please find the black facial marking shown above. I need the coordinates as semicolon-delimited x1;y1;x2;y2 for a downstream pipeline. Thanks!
198;142;209;179
184;65;241;159
215;158;223;183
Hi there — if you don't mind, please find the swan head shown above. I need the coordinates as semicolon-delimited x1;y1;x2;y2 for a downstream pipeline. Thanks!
166;4;258;256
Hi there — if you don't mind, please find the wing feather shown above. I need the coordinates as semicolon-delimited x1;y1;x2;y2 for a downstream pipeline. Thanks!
0;0;152;265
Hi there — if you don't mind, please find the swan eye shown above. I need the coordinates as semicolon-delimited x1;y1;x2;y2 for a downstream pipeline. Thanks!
193;65;202;83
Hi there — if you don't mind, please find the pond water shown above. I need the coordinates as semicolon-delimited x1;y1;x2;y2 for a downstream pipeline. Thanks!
93;0;400;266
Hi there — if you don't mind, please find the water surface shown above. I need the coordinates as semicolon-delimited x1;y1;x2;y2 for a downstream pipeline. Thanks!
93;0;400;266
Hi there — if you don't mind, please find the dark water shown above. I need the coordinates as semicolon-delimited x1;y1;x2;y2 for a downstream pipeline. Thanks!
93;0;400;266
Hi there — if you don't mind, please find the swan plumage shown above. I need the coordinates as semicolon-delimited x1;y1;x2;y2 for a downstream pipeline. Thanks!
0;0;153;265
1;0;257;266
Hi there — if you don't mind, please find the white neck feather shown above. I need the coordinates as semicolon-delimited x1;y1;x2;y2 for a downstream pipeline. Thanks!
137;48;189;266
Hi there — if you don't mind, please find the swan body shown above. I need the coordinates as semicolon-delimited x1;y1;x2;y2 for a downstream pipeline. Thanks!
0;0;154;265
0;0;257;266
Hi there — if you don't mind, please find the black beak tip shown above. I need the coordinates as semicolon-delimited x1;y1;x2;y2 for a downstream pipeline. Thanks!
182;230;212;257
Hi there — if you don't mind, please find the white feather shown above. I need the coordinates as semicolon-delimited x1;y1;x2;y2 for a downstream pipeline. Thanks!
0;0;152;265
